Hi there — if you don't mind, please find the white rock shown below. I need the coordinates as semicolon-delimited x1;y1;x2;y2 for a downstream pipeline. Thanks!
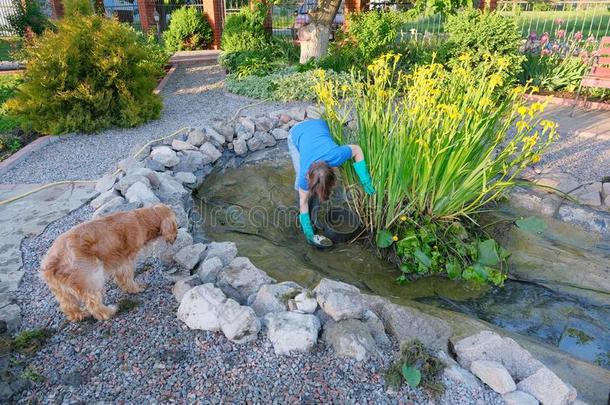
172;139;197;151
323;319;380;361
129;167;161;188
271;128;289;140
116;174;151;194
517;367;577;405
125;182;160;206
197;256;224;284
216;257;275;304
233;138;248;156
92;196;126;218
205;241;238;266
118;157;144;173
443;365;482;390
142;228;192;265
313;278;366;321
151;146;179;167
250;282;302;317
95;173;117;193
219;298;260;344
177;284;227;331
90;189;119;210
265;311;320;355
173;150;204;173
502;390;539;405
204;127;226;147
293;291;317;314
154;172;189;204
200;142;222;164
470;360;516;394
187;129;207;147
254;131;276;148
174;171;196;184
172;275;202;302
173;243;207;270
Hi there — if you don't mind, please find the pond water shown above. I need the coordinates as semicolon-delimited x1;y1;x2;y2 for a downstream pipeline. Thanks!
193;158;610;369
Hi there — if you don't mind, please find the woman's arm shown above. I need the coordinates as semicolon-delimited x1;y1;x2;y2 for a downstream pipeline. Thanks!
348;144;364;162
298;189;309;214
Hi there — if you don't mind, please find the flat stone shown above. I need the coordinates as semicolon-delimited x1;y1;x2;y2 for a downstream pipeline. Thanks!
246;135;263;152
177;284;227;331
197;256;224;284
453;330;544;381
306;105;324;119
173;243;207;270
145;158;166;172
90;189;119;210
218;298;260;344
313;278;366;321
151;146;179;167
443;365;482;390
172;275;202;302
293;291;317;314
265;311;320;355
172;139;197;151
233;139;248;156
200;142;222;164
174;172;196;184
365;294;451;350
92;197;138;218
129;168;161;188
502;390;539;405
125;182;160;206
517;367;577;405
118;157;144;173
470;360;516;394
95;173;117;193
288;107;306;121
173;150;204;173
362;309;391;348
573;183;602;206
255;116;274;132
238;117;256;134
205;241;238;266
254;131;276;148
216;257;276;304
116;174;151;194
323;319;380;361
271;128;289;140
204;127;226;147
0;304;21;333
250;282;302;317
187;129;207;147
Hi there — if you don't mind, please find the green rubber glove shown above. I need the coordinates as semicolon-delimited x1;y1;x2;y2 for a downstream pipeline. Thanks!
353;160;376;195
299;212;314;242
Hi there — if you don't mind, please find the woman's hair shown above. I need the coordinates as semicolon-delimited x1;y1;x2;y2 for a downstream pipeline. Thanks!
307;161;336;202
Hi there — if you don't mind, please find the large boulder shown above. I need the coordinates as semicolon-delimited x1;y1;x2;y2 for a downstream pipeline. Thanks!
173;243;207;270
197;256;224;284
255;131;276;148
173;150;204;173
502;391;538;405
129;167;161;188
177;284;227;331
271;128;289;140
453;331;544;381
151;146;179;167
125;182;160;206
238;117;256;134
90;189;120;210
205;241;237;266
470;360;516;394
246;135;263;152
200;142;222;164
95;173;117;193
313;278;366;321
292;291;317;314
365;294;451;350
116;174;151;195
255;116;274;132
250;281;302;317
516;367;577;405
186;128;207;147
212;121;235;143
92;198;138;218
216;257;275;304
172;139;197;151
172;275;203;302
203;127;226;148
362;309;391;348
233;139;248;156
218;298;260;344
265;311;321;355
142;227;192;265
154;172;190;205
322;319;380;361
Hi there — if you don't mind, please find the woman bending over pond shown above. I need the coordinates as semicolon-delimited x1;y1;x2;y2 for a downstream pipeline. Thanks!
288;119;375;248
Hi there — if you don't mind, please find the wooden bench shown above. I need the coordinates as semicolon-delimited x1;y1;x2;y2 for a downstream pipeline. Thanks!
574;36;610;109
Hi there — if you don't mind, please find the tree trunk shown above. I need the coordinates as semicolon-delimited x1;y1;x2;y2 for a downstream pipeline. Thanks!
299;23;331;63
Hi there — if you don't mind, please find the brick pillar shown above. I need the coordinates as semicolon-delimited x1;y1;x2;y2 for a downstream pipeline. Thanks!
479;0;497;11
345;0;366;13
137;0;156;33
49;0;64;18
203;0;225;49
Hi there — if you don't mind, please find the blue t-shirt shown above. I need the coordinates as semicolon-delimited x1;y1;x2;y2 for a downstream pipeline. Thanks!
291;119;352;190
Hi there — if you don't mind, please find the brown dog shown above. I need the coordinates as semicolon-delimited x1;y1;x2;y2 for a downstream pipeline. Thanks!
41;204;177;322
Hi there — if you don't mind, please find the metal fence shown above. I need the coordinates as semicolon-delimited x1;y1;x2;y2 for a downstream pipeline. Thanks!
399;12;446;41
225;0;248;15
0;0;17;36
104;0;142;32
154;0;205;33
272;0;299;37
497;0;610;40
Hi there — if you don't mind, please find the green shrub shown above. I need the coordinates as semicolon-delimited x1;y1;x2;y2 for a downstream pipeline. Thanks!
0;73;22;133
346;11;407;60
225;71;281;99
221;1;269;52
7;15;165;135
316;53;557;284
220;38;298;77
5;0;51;37
63;0;94;17
163;7;213;52
444;9;524;79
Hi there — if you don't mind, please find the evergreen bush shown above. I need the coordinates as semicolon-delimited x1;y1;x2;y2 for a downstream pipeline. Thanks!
163;7;213;52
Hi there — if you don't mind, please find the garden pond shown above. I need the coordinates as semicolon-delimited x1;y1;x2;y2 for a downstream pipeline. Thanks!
193;157;610;370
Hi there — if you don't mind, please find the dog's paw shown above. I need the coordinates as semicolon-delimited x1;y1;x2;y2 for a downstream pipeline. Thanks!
127;283;145;294
66;309;89;322
94;305;118;321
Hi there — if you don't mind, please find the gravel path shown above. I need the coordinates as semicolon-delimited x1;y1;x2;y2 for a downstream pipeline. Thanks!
9;205;505;404
0;64;306;185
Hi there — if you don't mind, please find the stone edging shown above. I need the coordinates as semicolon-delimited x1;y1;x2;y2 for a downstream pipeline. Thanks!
82;105;580;404
0;135;61;176
154;64;177;95
525;93;610;111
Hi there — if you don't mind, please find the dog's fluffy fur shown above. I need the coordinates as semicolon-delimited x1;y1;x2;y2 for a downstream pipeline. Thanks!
41;204;177;321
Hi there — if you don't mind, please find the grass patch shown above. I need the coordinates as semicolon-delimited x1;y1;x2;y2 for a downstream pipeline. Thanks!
0;73;22;134
118;298;141;313
11;328;53;354
385;340;445;396
19;366;45;382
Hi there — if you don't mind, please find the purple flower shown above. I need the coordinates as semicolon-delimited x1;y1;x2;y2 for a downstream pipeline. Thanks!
574;31;583;41
557;29;565;39
529;31;538;41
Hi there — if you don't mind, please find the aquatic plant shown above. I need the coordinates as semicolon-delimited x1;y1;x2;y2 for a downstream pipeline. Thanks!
315;53;557;284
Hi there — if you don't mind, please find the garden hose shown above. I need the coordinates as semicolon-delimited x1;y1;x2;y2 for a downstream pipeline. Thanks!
0;127;189;207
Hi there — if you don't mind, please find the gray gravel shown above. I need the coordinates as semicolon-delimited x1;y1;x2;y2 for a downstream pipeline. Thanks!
11;204;505;404
0;64;307;184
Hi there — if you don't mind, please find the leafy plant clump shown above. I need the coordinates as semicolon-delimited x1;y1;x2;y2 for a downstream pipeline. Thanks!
6;15;166;135
163;7;213;52
315;53;557;285
221;1;270;53
385;340;445;396
5;0;51;37
11;328;53;354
